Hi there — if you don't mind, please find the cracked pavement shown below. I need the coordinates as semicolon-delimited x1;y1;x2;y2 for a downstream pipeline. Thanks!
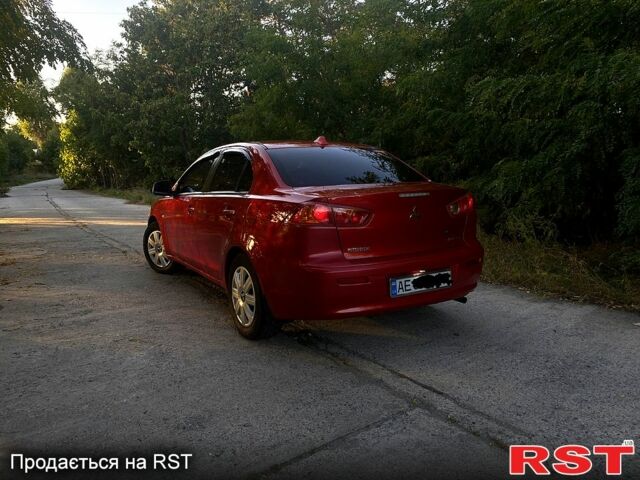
1;179;639;479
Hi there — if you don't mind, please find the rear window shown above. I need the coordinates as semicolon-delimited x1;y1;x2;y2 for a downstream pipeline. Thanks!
267;146;425;187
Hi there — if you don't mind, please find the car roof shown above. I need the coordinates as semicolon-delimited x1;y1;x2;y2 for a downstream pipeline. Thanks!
196;139;378;161
257;140;373;150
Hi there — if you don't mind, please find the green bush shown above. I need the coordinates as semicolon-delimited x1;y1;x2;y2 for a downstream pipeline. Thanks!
38;125;62;172
0;135;9;180
617;150;640;240
1;128;36;174
57;110;95;188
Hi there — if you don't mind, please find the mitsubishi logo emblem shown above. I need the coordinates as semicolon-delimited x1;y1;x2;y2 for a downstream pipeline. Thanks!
409;205;421;220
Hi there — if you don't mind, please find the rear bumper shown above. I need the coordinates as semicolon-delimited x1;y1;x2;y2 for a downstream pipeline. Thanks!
263;240;484;320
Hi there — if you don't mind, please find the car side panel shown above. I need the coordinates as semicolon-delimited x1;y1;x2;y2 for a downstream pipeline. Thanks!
187;194;248;283
236;196;343;301
150;197;186;258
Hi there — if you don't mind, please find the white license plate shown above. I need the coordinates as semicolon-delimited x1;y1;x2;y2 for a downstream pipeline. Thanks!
390;269;452;297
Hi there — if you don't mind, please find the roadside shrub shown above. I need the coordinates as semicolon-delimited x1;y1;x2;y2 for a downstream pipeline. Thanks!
58;110;95;188
2;128;36;174
0;135;9;180
38;125;62;172
616;150;640;240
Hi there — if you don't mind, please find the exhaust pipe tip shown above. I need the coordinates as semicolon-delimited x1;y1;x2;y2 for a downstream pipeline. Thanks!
454;296;468;304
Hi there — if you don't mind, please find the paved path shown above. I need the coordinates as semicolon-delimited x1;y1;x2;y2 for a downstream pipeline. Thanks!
1;179;638;479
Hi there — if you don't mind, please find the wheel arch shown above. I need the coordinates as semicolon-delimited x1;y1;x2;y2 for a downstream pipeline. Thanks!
225;246;247;289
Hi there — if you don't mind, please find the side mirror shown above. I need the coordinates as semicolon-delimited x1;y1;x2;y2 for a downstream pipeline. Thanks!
151;180;174;196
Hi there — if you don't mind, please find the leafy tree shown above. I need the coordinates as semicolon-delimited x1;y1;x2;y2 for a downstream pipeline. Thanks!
113;0;267;177
58;109;94;188
617;150;640;239
55;1;266;187
0;133;9;179
56;67;141;188
0;126;36;175
14;79;56;147
230;0;409;149
393;0;640;242
1;0;86;120
38;124;61;171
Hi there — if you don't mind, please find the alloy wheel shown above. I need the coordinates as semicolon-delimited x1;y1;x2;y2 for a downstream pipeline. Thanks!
146;230;171;268
231;266;256;327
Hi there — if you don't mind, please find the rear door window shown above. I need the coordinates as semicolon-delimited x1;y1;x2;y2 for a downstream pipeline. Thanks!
208;151;252;192
236;162;253;192
267;146;425;187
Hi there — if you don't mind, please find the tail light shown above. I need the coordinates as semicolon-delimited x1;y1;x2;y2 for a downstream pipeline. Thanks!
333;206;370;226
291;204;371;226
447;193;474;216
291;204;332;224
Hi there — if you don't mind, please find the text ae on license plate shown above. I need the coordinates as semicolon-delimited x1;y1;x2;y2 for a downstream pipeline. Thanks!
390;269;452;297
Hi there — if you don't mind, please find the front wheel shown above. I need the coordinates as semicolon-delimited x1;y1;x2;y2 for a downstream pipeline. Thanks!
143;221;177;274
228;254;279;339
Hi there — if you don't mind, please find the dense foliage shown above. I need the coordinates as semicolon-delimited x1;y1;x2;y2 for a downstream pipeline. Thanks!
1;0;86;180
0;127;37;177
1;0;85;117
14;0;640;243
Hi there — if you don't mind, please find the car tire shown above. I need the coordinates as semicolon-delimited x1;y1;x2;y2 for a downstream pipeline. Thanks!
228;254;279;340
143;221;178;274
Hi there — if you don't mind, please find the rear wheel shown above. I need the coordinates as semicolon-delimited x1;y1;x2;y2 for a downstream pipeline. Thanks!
143;221;177;273
228;254;278;339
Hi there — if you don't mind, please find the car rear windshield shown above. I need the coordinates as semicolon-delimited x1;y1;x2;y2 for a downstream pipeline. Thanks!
267;146;425;187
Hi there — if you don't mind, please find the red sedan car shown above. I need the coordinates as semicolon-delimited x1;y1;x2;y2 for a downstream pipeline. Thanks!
144;137;483;339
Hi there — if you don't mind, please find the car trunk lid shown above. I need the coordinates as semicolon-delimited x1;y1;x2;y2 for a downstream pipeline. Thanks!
296;183;469;260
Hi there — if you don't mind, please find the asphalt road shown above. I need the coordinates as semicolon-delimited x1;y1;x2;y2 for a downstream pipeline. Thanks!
1;179;639;479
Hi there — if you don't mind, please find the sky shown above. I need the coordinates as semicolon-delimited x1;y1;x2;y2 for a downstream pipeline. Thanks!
41;0;139;87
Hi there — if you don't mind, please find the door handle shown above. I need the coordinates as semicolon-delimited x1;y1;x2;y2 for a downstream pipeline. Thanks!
187;206;195;215
222;207;236;216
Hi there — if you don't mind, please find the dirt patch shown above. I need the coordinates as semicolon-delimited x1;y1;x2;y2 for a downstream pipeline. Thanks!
0;247;47;264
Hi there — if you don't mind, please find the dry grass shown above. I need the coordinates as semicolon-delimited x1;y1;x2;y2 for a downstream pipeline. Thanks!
480;230;640;312
0;170;57;195
89;187;157;206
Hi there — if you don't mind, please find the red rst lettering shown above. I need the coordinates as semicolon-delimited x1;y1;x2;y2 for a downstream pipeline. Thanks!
593;444;635;475
552;445;592;476
509;445;551;475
